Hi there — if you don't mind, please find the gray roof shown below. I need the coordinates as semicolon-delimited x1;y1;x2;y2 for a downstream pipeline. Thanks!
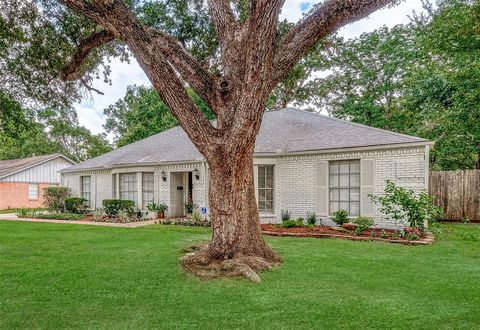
64;108;428;172
0;154;74;179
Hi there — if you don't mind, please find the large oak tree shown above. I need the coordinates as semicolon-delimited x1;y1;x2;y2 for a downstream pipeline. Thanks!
8;0;395;280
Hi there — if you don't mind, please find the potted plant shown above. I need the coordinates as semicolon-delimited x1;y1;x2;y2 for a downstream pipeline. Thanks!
184;201;197;215
146;201;168;219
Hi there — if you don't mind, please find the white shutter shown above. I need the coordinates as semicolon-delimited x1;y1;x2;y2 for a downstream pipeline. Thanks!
360;159;375;217
316;161;328;216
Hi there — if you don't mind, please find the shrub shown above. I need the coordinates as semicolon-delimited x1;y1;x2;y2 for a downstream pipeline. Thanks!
28;213;84;221
297;217;305;225
16;208;29;217
102;199;135;216
306;212;317;226
184;201;197;214
332;209;349;226
43;187;70;212
369;180;443;229
352;216;375;235
281;209;291;221
282;219;298;228
64;197;87;214
192;209;203;222
146;200;168;213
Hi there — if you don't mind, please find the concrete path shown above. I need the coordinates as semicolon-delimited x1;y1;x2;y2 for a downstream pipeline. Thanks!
0;213;157;228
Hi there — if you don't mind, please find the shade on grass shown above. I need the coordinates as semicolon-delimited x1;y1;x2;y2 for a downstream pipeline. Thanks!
1;221;479;329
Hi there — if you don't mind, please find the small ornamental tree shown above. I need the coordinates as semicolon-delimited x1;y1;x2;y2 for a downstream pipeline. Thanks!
10;0;395;281
43;187;71;213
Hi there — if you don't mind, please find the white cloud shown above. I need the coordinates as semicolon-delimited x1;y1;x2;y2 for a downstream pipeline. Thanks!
75;0;426;134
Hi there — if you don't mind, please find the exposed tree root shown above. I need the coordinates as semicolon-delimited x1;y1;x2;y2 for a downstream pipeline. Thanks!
180;245;282;283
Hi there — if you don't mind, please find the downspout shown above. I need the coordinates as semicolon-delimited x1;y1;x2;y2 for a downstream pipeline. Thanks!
203;161;208;211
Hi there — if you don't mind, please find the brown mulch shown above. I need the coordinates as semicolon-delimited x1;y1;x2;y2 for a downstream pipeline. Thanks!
260;224;434;245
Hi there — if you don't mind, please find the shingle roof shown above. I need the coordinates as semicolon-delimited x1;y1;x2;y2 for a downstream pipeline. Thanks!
63;108;429;172
0;154;74;179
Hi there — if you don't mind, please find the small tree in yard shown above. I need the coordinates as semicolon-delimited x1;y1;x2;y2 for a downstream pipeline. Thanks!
7;0;395;281
43;187;71;213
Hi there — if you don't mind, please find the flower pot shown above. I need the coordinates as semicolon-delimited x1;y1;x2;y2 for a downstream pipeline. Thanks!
147;211;158;219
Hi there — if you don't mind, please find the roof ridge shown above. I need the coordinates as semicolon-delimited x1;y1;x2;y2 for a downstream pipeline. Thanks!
287;107;426;141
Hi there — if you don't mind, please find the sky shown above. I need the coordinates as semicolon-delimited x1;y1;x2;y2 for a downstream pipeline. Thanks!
75;0;426;135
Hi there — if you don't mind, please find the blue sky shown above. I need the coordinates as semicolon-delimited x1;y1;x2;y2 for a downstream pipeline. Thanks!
75;0;426;135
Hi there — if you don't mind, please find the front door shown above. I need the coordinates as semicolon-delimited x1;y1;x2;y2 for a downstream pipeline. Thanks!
169;172;184;217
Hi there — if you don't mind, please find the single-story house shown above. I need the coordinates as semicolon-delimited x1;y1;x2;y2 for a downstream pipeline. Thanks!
60;108;432;227
0;154;75;210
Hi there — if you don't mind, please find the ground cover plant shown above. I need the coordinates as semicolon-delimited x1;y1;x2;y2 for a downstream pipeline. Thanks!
0;221;479;329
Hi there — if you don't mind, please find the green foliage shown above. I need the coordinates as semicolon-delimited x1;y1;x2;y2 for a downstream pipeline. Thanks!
42;187;70;213
0;92;111;162
184;201;197;214
352;216;375;235
280;210;291;221
310;1;480;170
24;212;84;221
306;212;317;226
369;180;444;229
146;200;168;213
16;208;30;218
64;197;87;214
281;219;299;228
332;209;349;226
102;199;135;216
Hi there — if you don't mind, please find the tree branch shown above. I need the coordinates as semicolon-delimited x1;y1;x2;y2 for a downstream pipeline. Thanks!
60;0;217;150
271;0;394;86
59;30;115;81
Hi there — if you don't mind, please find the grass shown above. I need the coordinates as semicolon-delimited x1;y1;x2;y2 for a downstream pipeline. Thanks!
0;208;46;214
1;221;479;329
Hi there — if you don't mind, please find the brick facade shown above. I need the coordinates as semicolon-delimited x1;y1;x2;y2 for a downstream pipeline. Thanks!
0;182;52;209
61;145;428;228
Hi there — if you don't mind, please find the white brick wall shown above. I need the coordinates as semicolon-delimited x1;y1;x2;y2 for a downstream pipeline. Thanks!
61;145;427;228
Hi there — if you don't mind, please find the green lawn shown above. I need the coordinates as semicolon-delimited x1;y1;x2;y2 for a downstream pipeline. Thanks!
1;221;479;329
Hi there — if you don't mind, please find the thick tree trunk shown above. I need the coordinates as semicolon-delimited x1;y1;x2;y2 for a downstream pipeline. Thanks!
181;120;282;282
206;148;279;261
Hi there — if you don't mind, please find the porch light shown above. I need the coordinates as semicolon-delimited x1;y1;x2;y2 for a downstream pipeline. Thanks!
161;170;167;182
193;168;200;180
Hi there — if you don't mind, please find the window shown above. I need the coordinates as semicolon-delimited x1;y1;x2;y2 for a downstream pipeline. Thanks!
119;173;137;205
142;172;154;210
28;184;38;200
258;165;274;213
81;176;91;207
329;160;360;216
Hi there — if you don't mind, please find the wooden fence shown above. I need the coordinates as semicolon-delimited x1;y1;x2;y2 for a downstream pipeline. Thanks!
429;170;480;222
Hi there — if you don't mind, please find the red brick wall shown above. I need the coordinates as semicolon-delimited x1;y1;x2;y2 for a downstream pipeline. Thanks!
0;182;52;210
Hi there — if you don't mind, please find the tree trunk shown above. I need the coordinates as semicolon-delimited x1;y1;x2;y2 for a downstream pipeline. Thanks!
207;149;278;261
181;126;282;282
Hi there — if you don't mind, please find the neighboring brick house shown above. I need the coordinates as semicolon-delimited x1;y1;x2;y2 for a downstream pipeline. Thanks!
0;154;75;210
60;108;432;228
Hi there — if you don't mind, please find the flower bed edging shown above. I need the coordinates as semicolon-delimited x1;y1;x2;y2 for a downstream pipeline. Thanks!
261;230;435;246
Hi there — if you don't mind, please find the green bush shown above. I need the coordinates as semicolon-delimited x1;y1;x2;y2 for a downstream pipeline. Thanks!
146;200;168;213
369;180;444;229
64;197;87;214
282;219;298;228
102;199;135;216
296;217;305;226
352;216;375;235
184;201;197;214
43;187;70;212
332;209;349;226
26;212;84;221
306;212;317;226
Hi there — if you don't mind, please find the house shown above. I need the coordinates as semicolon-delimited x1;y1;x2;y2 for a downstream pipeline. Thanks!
60;108;432;227
0;154;75;210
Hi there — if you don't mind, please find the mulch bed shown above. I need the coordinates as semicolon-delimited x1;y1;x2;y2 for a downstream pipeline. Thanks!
261;224;435;245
